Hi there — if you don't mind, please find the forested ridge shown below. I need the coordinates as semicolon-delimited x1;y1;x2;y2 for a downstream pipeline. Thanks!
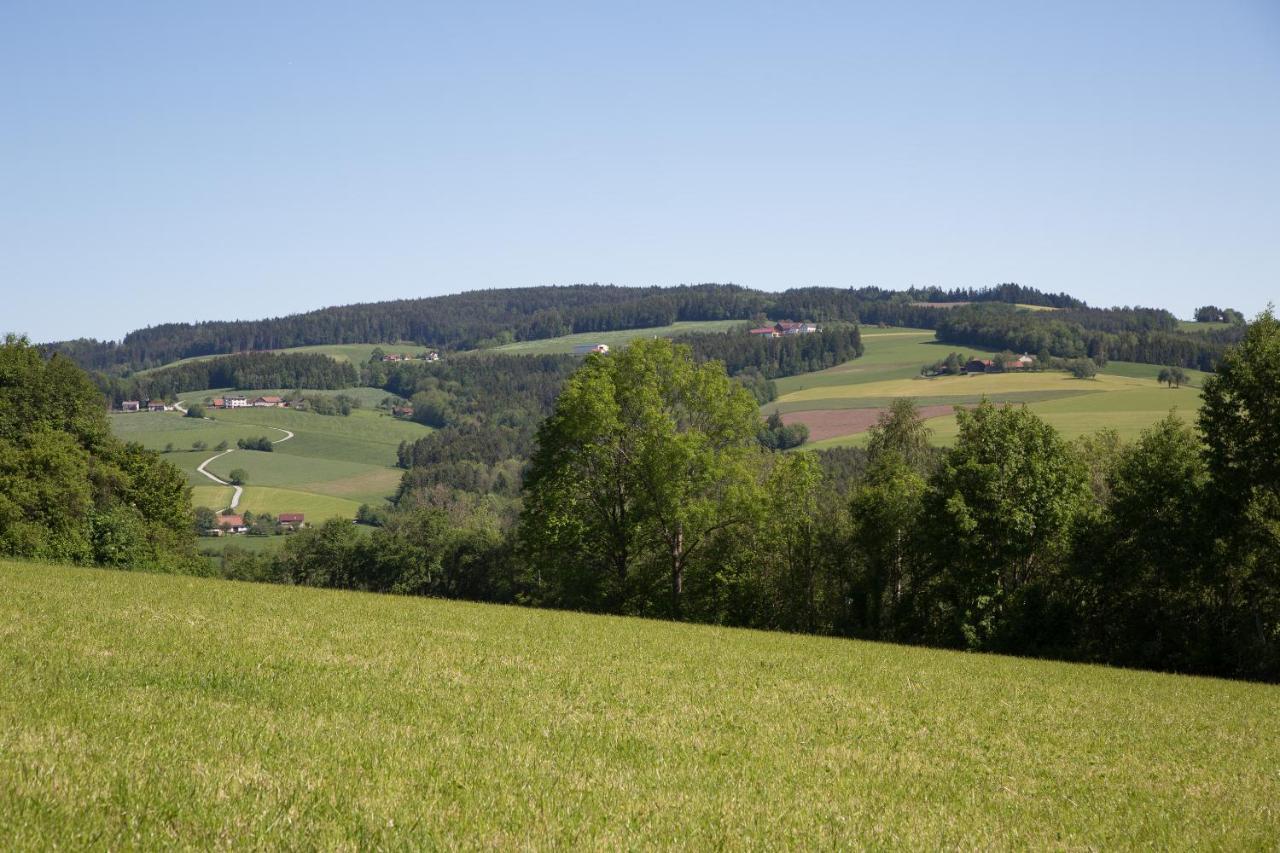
97;352;360;405
46;282;1236;375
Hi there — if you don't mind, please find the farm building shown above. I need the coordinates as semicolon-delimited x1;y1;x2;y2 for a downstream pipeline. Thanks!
751;321;819;337
216;515;247;534
277;513;305;530
251;396;284;407
121;400;140;413
224;395;248;409
573;344;610;355
147;400;166;412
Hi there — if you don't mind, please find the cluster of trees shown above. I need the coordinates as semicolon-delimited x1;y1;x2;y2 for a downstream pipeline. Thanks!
1158;366;1190;388
216;314;1279;681
94;352;358;406
1194;305;1246;324
0;335;195;570
236;436;275;452
293;393;361;416
677;325;864;380
935;303;1240;370
758;411;809;450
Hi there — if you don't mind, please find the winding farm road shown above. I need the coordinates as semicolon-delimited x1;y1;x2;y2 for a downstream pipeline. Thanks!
193;424;295;511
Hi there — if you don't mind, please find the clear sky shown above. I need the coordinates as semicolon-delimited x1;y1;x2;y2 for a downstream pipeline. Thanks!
3;1;1278;342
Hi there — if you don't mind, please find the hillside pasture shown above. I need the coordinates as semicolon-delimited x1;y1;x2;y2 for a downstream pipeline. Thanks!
773;328;1208;448
1;561;1276;848
109;400;426;521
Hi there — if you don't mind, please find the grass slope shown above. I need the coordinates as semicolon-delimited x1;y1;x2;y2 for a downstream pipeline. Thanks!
2;561;1276;847
774;328;1209;448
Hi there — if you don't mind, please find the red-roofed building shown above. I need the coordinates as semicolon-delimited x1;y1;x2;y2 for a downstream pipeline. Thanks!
277;513;305;530
217;515;247;533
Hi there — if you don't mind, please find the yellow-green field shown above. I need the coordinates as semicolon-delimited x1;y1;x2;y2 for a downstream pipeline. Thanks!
110;394;427;521
2;561;1277;848
773;328;1207;449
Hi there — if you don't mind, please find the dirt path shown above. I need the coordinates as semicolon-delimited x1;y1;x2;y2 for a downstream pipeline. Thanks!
193;425;295;510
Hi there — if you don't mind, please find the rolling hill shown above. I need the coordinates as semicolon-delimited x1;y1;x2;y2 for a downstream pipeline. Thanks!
771;327;1207;448
2;560;1276;848
109;390;430;521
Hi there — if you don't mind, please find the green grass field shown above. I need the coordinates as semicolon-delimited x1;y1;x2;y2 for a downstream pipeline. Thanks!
110;397;425;522
2;561;1277;848
480;320;748;355
774;328;1209;448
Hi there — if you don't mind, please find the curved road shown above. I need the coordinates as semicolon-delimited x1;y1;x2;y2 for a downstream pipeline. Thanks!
192;421;295;511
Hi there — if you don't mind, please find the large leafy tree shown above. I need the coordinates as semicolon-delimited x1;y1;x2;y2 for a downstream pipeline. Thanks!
848;402;933;639
922;400;1091;650
1074;414;1210;670
0;334;194;568
521;338;762;617
1198;307;1280;676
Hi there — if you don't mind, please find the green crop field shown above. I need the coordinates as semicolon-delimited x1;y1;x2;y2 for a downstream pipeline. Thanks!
2;561;1276;848
480;320;748;355
110;396;427;523
773;328;1209;448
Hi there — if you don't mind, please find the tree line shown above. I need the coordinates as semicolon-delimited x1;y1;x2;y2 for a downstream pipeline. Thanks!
94;352;360;406
46;282;1138;374
934;303;1242;370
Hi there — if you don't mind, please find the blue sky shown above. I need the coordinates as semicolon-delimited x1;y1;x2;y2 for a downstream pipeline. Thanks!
2;1;1277;342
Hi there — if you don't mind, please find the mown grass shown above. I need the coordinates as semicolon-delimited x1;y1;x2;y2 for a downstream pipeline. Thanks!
1;561;1277;848
232;486;365;520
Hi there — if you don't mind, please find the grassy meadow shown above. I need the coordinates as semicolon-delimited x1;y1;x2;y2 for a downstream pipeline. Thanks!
1;560;1277;848
110;393;427;520
772;328;1208;449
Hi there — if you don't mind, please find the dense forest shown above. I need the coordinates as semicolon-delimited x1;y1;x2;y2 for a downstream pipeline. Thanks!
207;312;1279;682
935;303;1244;370
47;282;1227;376
96;352;360;406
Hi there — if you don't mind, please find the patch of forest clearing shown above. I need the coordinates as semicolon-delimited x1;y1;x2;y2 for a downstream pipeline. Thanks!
1;560;1276;849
